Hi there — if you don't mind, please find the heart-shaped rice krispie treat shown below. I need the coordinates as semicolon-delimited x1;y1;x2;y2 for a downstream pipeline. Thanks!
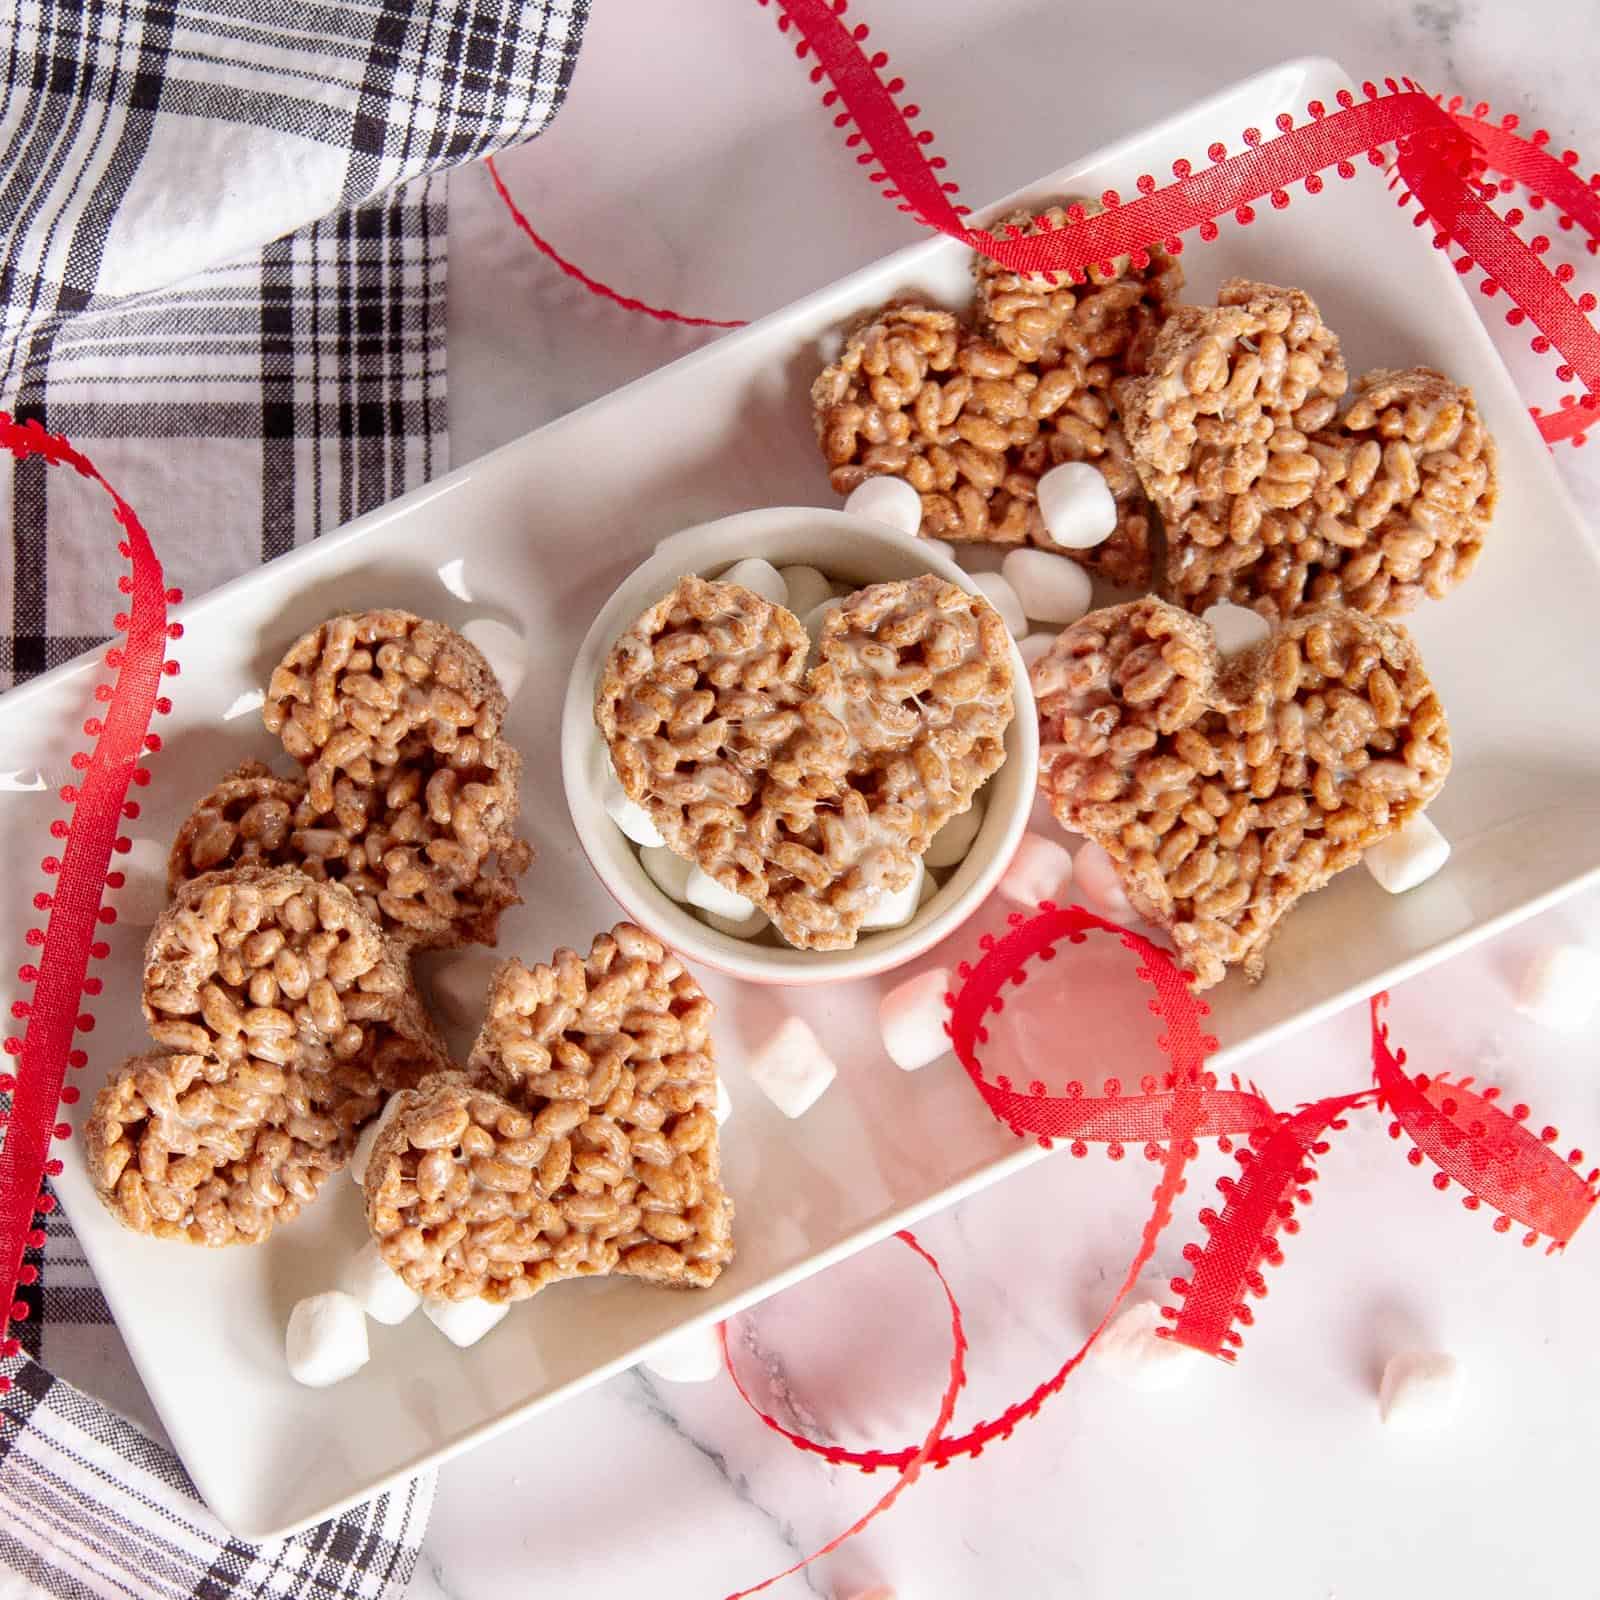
596;574;1013;950
364;924;732;1302
1033;596;1450;987
261;609;532;948
86;1051;357;1246
1118;279;1497;620
143;865;451;1093
169;756;530;949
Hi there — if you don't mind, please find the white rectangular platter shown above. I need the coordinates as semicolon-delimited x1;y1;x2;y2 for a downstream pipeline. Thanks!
7;55;1599;1539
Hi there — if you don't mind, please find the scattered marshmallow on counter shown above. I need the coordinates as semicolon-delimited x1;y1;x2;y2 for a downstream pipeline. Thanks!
859;858;925;931
719;557;788;606
1092;1300;1199;1391
1378;1350;1463;1430
925;797;985;870
879;966;952;1072
286;1292;370;1388
1363;812;1450;894
747;1016;838;1118
639;843;694;902
1514;944;1600;1031
351;1092;409;1188
1017;631;1056;670
686;865;757;921
778;563;832;616
1073;840;1134;922
970;571;1027;638
700;905;769;940
603;766;665;848
1202;601;1272;658
422;946;502;1029
803;597;843;645
424;1296;510;1349
642;1321;724;1384
342;1240;422;1326
1002;547;1093;625
114;837;172;926
1036;461;1117;550
844;474;922;535
714;1077;733;1125
461;618;527;700
998;831;1074;909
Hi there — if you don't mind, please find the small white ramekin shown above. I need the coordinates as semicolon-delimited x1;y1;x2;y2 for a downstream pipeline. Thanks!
560;507;1038;985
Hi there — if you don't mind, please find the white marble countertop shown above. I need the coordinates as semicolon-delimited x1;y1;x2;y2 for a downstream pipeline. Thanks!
430;2;1600;1595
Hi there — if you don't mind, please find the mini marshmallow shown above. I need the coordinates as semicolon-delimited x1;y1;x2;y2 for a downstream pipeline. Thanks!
719;558;788;606
423;947;501;1029
860;858;925;931
1017;631;1056;669
603;767;665;848
844;474;922;535
286;1292;370;1388
341;1240;422;1326
1073;839;1134;921
686;865;757;921
1202;601;1272;658
802;598;843;645
714;1076;733;1125
1002;547;1093;626
700;905;769;940
971;571;1027;638
998;831;1074;909
437;557;472;602
778;564;833;616
642;1321;724;1384
925;797;985;869
1092;1300;1199;1391
1514;944;1600;1031
352;1092;408;1188
879;966;952;1072
461;618;527;701
1379;1350;1464;1430
746;1016;838;1118
639;843;693;902
1363;812;1450;894
423;1296;510;1349
114;837;171;926
222;688;266;721
1036;461;1118;550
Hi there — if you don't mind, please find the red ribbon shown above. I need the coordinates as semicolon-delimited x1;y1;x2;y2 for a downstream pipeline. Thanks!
0;416;174;1392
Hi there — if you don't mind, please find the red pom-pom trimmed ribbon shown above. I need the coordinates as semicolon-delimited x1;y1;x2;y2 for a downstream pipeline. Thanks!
724;908;1598;1590
494;2;1600;447
0;415;174;1400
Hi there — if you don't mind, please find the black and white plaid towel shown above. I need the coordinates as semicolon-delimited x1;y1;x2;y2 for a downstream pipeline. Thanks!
0;0;589;1590
0;0;587;686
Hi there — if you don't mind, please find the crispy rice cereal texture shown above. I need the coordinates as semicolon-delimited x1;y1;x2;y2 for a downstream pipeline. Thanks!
1119;281;1497;620
261;609;532;949
143;865;450;1095
596;575;1012;950
86;1051;355;1246
1033;597;1449;988
811;251;1175;587
167;760;307;892
364;925;732;1303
